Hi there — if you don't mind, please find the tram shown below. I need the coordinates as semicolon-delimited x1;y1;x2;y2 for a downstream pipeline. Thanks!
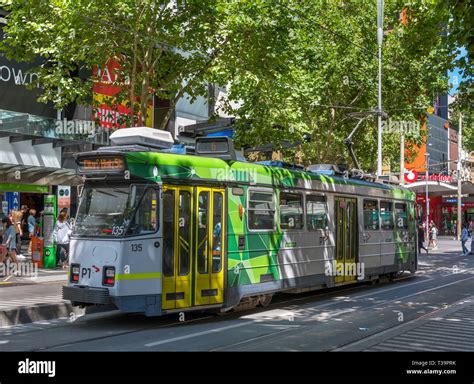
63;127;417;316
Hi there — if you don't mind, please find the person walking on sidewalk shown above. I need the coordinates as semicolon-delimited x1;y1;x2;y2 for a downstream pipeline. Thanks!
11;208;23;256
27;209;37;256
1;217;18;266
429;221;438;250
418;223;428;254
53;211;72;269
461;224;470;256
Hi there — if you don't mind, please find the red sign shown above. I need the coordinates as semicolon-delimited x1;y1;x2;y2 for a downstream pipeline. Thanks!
404;169;418;183
93;59;152;129
420;174;453;183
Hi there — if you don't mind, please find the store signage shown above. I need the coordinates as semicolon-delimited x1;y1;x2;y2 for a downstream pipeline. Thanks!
404;169;418;183
420;174;453;183
93;59;152;129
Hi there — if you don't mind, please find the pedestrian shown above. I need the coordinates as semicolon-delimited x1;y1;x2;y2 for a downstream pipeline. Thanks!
461;224;470;256
417;223;428;254
27;209;37;256
1;217;18;265
11;208;23;256
428;222;434;249
430;220;438;250
53;211;72;269
468;220;473;237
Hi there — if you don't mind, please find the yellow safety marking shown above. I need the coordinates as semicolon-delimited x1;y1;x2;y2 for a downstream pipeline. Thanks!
116;272;161;280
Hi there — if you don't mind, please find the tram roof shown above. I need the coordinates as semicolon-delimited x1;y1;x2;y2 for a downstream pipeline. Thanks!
122;151;414;200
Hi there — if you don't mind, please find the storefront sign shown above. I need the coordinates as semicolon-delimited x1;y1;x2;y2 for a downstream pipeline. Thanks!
404;169;418;183
420;174;453;183
93;59;152;129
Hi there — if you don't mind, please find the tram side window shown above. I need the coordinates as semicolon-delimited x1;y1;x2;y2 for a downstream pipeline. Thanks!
380;201;394;230
363;200;379;230
127;188;159;235
280;192;303;230
306;195;327;230
248;190;275;230
395;203;408;229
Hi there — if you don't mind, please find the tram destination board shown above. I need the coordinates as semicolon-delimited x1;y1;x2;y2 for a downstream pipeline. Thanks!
77;155;126;174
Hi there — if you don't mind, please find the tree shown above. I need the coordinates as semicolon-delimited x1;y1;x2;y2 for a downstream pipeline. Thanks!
210;0;459;172
1;0;228;129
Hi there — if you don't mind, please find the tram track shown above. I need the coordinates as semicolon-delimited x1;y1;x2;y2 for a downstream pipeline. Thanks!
25;272;458;352
13;274;407;351
329;294;474;352
2;266;467;352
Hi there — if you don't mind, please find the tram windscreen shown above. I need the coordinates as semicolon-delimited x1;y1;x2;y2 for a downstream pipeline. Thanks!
74;184;156;237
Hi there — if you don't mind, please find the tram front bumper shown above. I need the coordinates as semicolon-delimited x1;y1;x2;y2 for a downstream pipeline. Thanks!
63;285;112;305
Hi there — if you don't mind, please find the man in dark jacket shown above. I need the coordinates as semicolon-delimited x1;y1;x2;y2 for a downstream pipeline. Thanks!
418;223;428;254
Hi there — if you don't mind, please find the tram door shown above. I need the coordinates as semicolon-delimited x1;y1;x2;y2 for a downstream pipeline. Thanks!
162;186;225;310
195;187;225;306
334;197;358;284
162;186;193;309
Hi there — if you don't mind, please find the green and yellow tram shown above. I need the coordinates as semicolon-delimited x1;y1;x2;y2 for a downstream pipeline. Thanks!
63;128;417;316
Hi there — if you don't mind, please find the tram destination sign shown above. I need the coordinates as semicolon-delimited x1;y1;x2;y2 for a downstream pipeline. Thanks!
77;155;126;174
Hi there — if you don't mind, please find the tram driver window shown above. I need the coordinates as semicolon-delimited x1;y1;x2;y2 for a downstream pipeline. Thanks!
395;203;408;229
126;188;159;236
248;190;275;230
363;200;379;230
280;192;303;230
380;201;394;230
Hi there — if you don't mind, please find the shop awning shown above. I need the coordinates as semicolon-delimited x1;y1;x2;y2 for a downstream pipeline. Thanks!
405;180;474;196
0;163;82;187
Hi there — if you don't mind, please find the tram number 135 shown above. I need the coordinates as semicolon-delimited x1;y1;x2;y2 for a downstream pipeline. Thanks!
131;244;143;252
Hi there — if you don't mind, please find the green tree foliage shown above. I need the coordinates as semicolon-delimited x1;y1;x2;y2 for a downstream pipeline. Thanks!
0;0;227;128
211;0;460;172
0;0;470;166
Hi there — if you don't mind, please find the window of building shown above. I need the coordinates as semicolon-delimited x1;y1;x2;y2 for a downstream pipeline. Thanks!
306;195;327;230
380;201;394;230
248;189;275;230
280;192;304;230
363;200;379;230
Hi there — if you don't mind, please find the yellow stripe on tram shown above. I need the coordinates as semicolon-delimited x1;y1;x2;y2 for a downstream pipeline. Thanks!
116;272;162;281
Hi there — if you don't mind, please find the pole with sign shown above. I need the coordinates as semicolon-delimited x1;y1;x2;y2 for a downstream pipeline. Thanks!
57;185;71;214
42;195;57;268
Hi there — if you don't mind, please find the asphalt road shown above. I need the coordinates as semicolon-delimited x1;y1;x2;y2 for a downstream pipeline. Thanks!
0;238;472;352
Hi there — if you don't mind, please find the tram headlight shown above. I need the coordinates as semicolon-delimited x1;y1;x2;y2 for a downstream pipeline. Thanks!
103;266;116;286
70;264;80;283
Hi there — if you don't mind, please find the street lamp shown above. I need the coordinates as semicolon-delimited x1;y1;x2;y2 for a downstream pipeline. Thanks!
376;0;384;178
425;152;430;242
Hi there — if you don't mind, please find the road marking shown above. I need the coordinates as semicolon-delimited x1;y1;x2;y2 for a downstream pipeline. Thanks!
210;326;301;351
145;322;250;347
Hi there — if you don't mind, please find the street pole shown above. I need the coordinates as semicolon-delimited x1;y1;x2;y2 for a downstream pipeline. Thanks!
425;152;430;243
457;113;463;240
400;130;405;185
377;0;384;178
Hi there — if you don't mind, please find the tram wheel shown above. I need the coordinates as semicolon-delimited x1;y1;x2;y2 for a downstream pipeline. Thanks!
258;294;273;307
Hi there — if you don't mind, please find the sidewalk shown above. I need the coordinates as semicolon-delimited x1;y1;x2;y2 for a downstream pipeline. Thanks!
0;267;84;327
